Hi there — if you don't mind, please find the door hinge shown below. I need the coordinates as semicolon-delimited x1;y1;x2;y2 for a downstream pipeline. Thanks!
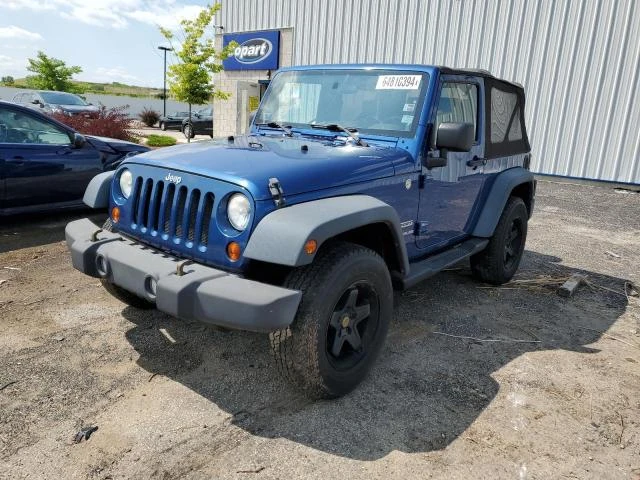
268;177;286;208
414;221;429;236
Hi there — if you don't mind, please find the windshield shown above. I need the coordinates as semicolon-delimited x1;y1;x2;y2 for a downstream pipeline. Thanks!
39;92;88;106
255;69;429;138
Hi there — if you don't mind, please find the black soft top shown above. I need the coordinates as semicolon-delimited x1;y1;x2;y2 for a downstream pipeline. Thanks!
439;67;530;159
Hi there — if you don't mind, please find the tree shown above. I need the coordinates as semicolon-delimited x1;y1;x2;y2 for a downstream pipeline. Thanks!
25;51;83;93
160;3;235;141
1;76;15;85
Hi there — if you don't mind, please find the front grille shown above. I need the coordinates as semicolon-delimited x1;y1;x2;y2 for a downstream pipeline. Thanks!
130;178;215;249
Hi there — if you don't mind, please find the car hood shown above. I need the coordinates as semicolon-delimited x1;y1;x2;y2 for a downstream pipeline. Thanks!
86;135;149;154
125;135;412;200
58;104;100;112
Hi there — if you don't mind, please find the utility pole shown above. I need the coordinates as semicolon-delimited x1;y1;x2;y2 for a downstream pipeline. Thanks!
157;46;172;117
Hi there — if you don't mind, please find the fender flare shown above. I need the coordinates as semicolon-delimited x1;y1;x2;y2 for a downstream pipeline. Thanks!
472;167;535;237
83;171;114;208
244;195;410;274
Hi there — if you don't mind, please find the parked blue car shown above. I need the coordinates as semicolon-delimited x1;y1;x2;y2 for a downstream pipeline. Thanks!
0;100;149;215
66;64;534;398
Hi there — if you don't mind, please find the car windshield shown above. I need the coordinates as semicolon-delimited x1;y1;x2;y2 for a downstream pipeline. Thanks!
39;92;88;106
254;69;429;138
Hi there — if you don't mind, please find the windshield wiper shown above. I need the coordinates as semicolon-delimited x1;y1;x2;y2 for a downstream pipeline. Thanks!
255;122;293;137
310;123;368;147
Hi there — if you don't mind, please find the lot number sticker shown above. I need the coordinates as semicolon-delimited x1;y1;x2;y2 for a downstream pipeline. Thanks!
376;75;421;90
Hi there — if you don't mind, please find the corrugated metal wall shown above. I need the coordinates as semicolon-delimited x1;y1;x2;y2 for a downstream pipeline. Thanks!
219;0;640;184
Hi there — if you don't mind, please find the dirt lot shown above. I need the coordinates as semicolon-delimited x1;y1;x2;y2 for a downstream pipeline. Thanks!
0;180;639;480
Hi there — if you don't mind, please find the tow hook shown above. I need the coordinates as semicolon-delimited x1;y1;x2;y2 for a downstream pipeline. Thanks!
176;260;194;276
268;177;286;208
90;229;103;242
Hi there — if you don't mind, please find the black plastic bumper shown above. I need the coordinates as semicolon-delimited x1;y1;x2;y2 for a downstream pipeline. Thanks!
65;218;302;332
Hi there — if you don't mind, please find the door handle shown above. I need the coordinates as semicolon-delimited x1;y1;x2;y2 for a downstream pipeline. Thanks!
466;156;486;167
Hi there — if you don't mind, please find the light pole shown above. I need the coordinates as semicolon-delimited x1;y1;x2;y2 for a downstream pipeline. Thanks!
157;46;172;117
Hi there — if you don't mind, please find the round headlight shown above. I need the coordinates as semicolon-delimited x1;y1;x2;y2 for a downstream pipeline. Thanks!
119;169;133;198
227;193;251;231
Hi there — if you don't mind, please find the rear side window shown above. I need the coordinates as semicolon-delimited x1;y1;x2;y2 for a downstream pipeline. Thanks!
484;78;530;158
490;88;522;142
435;82;478;139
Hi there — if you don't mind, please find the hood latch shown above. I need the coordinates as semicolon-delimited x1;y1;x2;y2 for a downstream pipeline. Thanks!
268;177;286;208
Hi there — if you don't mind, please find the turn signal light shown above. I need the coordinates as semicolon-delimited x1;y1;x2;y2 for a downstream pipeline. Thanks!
111;206;120;223
304;239;317;255
226;242;241;261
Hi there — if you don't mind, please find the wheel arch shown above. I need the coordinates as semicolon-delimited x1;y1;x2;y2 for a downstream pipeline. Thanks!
472;167;535;237
83;171;114;208
243;195;410;276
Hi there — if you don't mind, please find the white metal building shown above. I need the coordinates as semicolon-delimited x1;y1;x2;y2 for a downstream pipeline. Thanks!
213;0;640;185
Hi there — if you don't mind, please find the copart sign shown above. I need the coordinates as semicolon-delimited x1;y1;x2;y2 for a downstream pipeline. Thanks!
223;30;280;70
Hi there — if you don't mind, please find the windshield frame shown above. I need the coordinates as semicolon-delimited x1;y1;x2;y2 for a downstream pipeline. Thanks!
254;69;430;139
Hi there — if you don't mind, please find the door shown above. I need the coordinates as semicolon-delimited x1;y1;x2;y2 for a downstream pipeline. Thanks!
416;76;486;251
0;105;102;210
236;81;260;134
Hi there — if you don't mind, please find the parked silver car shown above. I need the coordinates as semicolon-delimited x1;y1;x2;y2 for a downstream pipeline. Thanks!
12;90;100;117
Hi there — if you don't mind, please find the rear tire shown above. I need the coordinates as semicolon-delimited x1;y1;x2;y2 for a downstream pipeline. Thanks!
470;196;528;285
269;242;393;399
100;219;154;309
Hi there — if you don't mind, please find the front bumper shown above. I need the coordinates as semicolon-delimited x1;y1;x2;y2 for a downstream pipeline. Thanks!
65;218;302;332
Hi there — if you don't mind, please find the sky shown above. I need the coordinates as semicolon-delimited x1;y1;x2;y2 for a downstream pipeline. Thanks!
0;0;216;88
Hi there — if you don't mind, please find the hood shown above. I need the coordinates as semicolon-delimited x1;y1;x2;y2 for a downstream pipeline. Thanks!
125;135;412;200
57;104;100;113
86;135;149;154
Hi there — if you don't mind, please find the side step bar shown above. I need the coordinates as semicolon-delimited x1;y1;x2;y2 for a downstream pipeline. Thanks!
396;238;489;290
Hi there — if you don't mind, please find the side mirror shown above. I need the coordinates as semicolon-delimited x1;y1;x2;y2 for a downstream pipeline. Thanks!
435;122;474;152
72;133;86;148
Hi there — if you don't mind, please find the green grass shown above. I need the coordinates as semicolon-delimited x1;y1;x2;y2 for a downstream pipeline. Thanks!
146;134;177;147
2;79;164;98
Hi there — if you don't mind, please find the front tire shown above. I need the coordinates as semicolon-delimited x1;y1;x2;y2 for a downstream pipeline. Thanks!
470;196;528;285
100;219;154;309
183;124;194;139
270;242;393;399
160;122;166;131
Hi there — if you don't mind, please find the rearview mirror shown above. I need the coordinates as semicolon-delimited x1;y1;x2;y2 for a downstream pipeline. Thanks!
72;133;86;148
436;122;474;152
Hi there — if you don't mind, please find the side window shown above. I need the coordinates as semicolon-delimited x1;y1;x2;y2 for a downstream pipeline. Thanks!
435;82;478;139
0;107;71;145
490;87;522;142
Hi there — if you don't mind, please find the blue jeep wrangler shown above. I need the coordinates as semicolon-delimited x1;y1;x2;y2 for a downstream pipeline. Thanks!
66;64;534;399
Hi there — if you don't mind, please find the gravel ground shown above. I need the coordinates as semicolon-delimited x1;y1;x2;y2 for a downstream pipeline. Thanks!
0;180;639;480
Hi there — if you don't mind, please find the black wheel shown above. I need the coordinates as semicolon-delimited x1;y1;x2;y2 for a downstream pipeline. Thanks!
270;242;393;399
160;122;166;131
183;124;194;139
470;196;528;285
100;219;154;309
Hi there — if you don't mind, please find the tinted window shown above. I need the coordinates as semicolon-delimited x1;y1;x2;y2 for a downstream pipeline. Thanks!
0;107;70;144
490;88;522;142
39;92;87;105
435;82;478;138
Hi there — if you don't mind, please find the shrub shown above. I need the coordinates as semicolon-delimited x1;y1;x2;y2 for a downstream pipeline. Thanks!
146;134;177;147
139;107;160;127
51;105;138;143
